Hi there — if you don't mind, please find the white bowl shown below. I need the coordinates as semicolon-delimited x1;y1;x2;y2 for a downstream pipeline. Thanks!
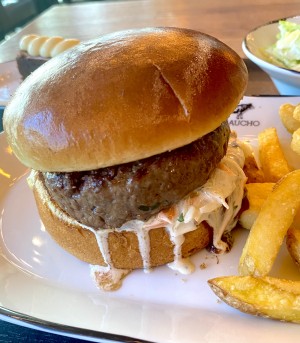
242;16;300;95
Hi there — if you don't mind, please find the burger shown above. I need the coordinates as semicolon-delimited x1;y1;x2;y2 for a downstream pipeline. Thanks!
3;27;248;290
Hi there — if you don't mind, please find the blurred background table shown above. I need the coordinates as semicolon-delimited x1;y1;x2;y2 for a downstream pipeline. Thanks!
1;0;300;342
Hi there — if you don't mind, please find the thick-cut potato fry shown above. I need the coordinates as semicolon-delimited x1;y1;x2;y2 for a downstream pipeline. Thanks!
287;227;300;270
291;128;300;156
279;103;300;157
239;170;300;277
292;104;300;122
239;183;274;230
279;103;300;133
258;127;292;182
208;275;300;323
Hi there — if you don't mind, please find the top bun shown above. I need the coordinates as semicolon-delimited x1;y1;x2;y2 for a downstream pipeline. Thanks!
4;27;247;172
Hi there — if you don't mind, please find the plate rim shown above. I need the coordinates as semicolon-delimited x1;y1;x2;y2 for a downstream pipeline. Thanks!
0;307;154;343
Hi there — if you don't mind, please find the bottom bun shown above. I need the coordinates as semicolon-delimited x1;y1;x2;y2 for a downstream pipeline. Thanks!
29;171;211;269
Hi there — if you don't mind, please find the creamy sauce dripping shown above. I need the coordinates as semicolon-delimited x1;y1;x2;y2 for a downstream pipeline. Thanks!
90;265;131;291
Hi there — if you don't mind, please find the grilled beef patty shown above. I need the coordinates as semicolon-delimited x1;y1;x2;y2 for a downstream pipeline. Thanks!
42;121;230;229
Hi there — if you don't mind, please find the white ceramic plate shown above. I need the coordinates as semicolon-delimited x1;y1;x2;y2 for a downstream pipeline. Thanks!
1;96;300;343
242;16;300;95
0;61;22;106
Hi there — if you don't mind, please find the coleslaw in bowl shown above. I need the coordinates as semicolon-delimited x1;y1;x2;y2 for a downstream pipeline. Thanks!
243;16;300;95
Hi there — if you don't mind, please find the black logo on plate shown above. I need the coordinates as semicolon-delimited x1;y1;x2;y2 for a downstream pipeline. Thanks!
229;103;260;127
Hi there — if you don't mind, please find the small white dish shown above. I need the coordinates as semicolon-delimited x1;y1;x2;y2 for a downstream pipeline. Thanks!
243;16;300;95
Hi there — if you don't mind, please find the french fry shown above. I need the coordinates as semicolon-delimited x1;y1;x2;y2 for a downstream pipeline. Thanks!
292;104;300;122
286;226;300;270
258;127;292;182
291;128;300;155
208;275;300;323
279;103;300;133
279;103;300;157
238;183;274;230
239;170;300;277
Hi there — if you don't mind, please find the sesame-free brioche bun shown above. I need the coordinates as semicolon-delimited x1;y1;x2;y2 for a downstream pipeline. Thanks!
29;170;211;268
4;27;247;172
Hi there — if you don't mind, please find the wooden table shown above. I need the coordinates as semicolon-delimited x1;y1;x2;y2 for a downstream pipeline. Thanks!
0;0;300;95
1;1;300;342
